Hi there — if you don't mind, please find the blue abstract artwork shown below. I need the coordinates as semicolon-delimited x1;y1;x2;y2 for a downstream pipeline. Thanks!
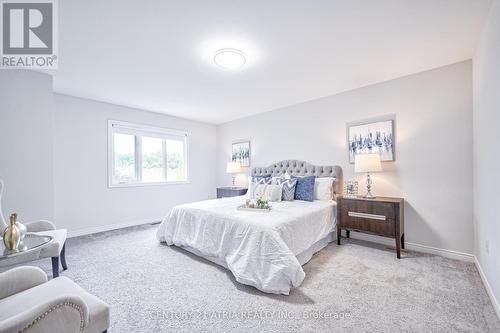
348;120;394;163
232;141;251;167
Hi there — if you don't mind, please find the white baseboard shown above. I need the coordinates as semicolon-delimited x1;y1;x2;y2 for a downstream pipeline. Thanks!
474;257;500;320
67;217;162;238
348;232;475;262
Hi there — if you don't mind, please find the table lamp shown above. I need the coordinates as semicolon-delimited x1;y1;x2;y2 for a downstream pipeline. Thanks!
354;153;382;199
226;162;241;187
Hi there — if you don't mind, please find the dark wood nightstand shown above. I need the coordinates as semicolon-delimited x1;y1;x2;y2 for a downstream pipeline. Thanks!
337;196;405;258
216;187;248;198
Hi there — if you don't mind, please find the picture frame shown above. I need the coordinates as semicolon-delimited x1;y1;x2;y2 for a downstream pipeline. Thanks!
344;180;359;198
232;140;251;167
347;116;395;163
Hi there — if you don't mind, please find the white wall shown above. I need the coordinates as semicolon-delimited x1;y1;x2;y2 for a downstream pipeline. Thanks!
53;94;217;236
217;61;473;255
1;70;217;236
473;0;500;311
0;71;55;222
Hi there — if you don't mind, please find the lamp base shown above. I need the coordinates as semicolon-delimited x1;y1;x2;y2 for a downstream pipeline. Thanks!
363;172;376;199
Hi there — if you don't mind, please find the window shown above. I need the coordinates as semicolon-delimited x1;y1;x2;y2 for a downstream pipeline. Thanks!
108;120;188;187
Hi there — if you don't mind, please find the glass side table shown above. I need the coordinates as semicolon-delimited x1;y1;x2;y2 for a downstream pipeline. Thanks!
1;233;53;260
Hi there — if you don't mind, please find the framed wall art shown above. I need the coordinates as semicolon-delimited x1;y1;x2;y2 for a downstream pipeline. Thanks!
347;118;394;163
232;140;251;167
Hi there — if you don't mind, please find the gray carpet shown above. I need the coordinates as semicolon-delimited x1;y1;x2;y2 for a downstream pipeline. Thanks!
8;224;500;332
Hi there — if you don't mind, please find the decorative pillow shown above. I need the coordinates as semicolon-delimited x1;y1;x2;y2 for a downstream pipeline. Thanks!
252;175;272;184
246;176;254;198
271;175;285;185
246;177;256;198
292;175;316;201
252;184;268;199
247;174;269;187
271;173;292;185
264;184;282;202
276;178;298;201
314;177;335;201
247;175;273;199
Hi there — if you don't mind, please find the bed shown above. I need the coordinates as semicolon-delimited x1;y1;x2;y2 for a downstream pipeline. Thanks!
156;160;343;295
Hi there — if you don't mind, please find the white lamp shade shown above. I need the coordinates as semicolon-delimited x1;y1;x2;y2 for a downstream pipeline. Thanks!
354;154;382;173
226;161;241;174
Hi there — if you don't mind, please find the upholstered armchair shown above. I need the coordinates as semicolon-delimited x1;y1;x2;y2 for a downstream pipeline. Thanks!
0;180;68;277
0;266;109;333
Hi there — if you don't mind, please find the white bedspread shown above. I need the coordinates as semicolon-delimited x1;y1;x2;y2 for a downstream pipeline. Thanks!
156;196;337;295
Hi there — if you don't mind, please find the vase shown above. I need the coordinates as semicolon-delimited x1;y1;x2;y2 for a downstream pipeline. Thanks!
3;213;20;251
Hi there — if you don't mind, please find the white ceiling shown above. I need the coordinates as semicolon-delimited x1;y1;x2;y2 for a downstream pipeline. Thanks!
52;0;490;124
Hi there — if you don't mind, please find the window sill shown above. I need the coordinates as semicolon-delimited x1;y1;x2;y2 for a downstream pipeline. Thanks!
108;180;190;188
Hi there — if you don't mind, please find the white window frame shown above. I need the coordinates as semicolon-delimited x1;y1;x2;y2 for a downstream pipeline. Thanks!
108;120;189;188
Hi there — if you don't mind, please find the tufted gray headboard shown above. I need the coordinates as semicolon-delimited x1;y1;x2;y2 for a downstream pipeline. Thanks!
251;160;343;197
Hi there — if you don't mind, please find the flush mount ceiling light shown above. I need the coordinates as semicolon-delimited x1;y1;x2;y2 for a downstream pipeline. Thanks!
214;48;246;70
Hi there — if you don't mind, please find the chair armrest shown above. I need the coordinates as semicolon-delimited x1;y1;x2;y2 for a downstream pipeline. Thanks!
25;220;56;232
0;266;48;300
0;295;89;333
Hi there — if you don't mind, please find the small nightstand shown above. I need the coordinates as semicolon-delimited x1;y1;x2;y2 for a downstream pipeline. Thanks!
337;196;405;258
216;187;248;199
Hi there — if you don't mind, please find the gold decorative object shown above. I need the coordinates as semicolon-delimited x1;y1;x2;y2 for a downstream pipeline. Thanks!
3;213;20;251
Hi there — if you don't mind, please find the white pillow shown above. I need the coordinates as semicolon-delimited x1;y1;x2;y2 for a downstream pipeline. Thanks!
247;177;272;199
247;176;266;199
314;177;335;201
247;180;282;202
264;184;282;202
247;176;266;198
247;176;255;198
252;184;268;199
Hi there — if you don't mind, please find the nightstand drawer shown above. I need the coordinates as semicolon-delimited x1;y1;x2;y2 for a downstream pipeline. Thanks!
343;215;395;236
341;199;396;221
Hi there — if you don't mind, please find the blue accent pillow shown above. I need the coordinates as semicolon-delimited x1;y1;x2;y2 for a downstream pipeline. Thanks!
292;175;315;201
276;178;298;201
252;175;271;184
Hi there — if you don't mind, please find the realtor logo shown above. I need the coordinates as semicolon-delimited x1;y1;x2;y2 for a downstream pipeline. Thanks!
1;0;58;68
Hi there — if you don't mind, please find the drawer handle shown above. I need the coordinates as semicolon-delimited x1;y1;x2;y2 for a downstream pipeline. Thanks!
348;211;387;221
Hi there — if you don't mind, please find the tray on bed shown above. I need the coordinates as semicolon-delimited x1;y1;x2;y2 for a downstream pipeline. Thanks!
237;205;272;212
